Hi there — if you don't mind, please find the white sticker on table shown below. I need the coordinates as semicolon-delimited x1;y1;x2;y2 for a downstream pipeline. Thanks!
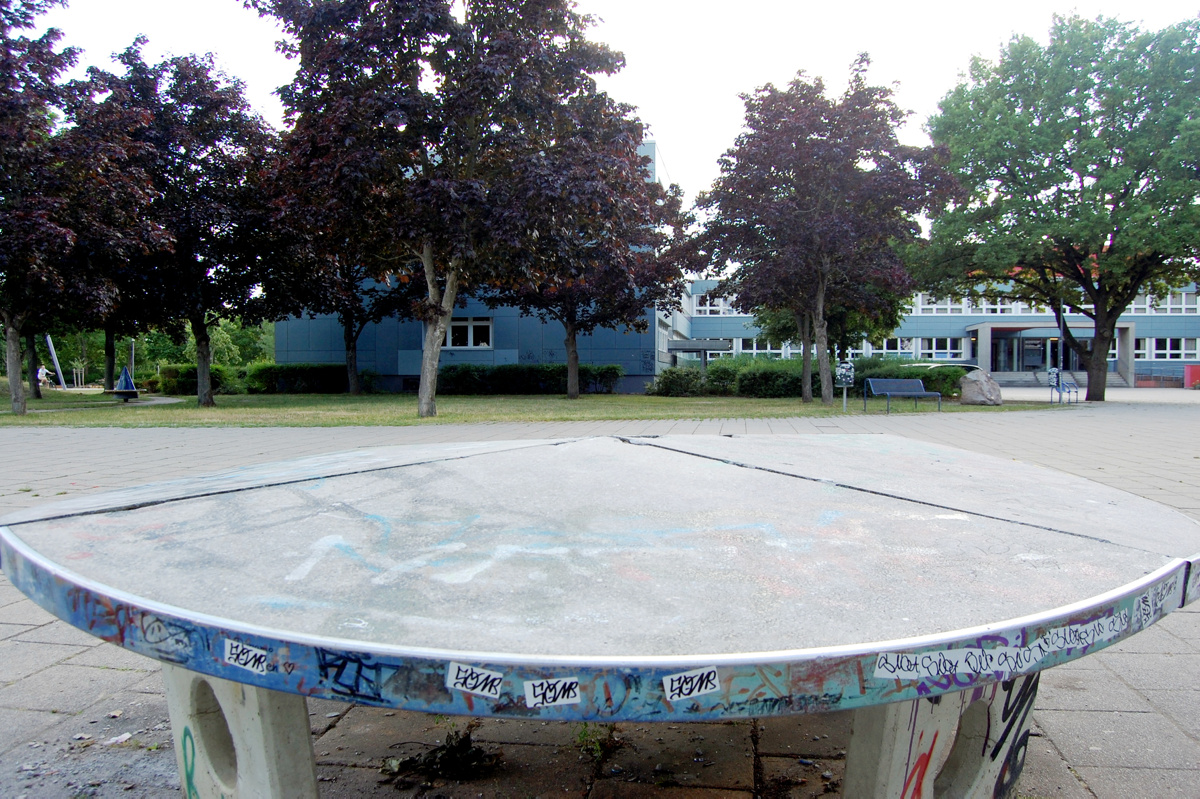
662;667;721;702
223;639;269;675
524;677;582;708
445;662;504;699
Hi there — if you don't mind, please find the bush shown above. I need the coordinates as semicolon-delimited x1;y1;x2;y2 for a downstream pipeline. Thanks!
704;359;740;396
245;363;349;394
157;363;238;395
645;366;704;397
438;363;625;395
735;360;812;398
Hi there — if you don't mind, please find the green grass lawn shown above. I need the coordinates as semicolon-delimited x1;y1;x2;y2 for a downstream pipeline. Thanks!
0;387;1057;427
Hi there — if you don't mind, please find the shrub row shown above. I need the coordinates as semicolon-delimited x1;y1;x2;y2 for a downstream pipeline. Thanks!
244;363;351;394
148;362;370;395
646;357;966;399
151;364;240;395
438;363;624;395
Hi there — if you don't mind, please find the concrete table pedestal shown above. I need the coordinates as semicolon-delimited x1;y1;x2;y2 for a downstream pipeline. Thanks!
162;664;318;798
846;674;1038;798
4;435;1199;798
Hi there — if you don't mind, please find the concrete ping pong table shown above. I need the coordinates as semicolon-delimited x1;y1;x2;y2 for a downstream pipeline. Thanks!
3;434;1199;798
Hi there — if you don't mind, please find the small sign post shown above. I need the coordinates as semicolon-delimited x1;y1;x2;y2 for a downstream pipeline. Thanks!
835;362;855;413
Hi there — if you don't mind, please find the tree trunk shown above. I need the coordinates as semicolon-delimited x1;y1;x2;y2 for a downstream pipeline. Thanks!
5;317;26;415
343;319;361;395
191;314;216;407
417;247;459;418
814;267;833;405
104;326;116;391
796;310;813;403
26;332;42;400
1084;324;1113;402
564;318;580;400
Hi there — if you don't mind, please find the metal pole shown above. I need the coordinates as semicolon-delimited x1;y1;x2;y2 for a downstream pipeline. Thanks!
44;334;67;389
1058;297;1065;405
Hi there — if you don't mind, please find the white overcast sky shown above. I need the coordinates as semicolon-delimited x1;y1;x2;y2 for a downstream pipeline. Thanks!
38;0;1200;204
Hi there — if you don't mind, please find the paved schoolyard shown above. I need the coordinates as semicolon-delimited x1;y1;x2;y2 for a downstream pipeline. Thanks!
1;387;1198;796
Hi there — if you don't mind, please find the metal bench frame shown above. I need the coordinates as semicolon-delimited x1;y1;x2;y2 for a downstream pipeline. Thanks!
864;378;942;414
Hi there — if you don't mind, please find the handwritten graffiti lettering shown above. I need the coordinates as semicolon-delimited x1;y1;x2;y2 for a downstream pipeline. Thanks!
139;615;194;664
1135;574;1181;630
662;667;721;702
445;662;504;699
224;639;269;675
524;677;581;708
875;613;1129;681
318;649;397;703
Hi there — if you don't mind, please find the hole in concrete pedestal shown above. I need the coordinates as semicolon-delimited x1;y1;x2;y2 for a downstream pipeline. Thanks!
192;678;238;791
932;698;986;796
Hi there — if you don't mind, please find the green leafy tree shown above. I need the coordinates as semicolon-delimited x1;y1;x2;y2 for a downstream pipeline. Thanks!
111;41;277;407
253;0;626;416
0;1;163;413
481;93;687;399
697;57;953;404
916;16;1200;400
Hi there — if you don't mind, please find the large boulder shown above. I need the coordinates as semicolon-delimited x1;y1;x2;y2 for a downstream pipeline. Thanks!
960;370;1003;406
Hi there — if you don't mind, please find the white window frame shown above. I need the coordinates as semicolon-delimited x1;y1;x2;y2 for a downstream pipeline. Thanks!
443;317;493;349
918;337;965;360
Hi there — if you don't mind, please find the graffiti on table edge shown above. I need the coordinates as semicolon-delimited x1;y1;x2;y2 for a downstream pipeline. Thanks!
0;537;1187;721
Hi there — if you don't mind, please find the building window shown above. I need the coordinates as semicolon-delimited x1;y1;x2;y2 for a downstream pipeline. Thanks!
694;293;737;316
739;337;783;357
444;317;492;348
1134;338;1198;359
914;294;968;314
1153;292;1199;314
918;338;965;359
1153;338;1198;359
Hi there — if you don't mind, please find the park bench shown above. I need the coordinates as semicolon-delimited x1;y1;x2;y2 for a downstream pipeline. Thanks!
863;377;941;414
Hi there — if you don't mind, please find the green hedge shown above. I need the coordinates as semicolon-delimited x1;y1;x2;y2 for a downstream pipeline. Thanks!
735;360;816;398
245;363;349;394
438;363;624;395
644;366;705;397
853;359;966;398
647;356;968;399
157;364;240;395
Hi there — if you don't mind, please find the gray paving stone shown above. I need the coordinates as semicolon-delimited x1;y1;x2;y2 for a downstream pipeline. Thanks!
1101;623;1197;654
0;708;62;758
15;620;105;648
314;706;445;766
1072;766;1200;798
0;580;25;607
66;642;159;670
0;622;34;641
590;782;754;798
0;599;55;626
1160;608;1200;641
1141;689;1200;738
0;639;89;684
471;716;580;747
1015;732;1094;799
1036;669;1155;713
1034;709;1200;770
0;664;148;714
1091;652;1200;691
756;712;852;757
604;721;754;790
760;755;846;798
